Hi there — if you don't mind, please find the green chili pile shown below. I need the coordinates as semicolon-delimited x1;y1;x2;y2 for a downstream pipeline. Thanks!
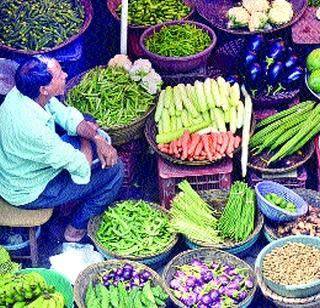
96;200;174;257
116;0;191;26
65;67;154;127
0;0;84;51
145;24;212;57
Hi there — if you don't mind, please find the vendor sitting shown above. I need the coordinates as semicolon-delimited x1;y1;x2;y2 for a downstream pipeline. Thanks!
0;56;124;242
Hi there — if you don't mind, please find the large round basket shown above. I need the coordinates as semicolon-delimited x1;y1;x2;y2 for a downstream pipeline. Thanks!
264;188;320;242
144;112;256;166
74;260;169;308
87;201;178;268
181;189;264;257
162;248;257;308
247;140;315;174
19;268;74;308
0;0;93;55
63;67;156;146
195;0;308;35
212;38;300;109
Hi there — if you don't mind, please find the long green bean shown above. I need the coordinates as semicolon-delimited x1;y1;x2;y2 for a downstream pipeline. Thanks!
65;67;154;127
0;0;84;51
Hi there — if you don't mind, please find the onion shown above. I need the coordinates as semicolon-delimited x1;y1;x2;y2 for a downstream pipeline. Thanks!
239;290;248;301
209;289;219;300
201;294;213;305
122;269;132;280
219;275;229;286
245;279;254;289
123;263;133;272
191;259;204;267
115;267;124;277
141;270;152;282
186;277;197;288
202;270;213;283
169;279;180;290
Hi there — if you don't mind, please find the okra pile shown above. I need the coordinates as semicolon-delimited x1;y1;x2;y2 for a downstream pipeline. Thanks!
145;24;212;57
66;67;154;128
96;200;174;257
0;0;84;51
116;0;191;26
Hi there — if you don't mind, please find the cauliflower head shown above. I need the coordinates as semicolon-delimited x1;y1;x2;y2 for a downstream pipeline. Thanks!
129;59;153;81
243;0;270;14
248;11;268;31
140;69;162;94
227;6;250;27
269;0;294;25
108;54;132;71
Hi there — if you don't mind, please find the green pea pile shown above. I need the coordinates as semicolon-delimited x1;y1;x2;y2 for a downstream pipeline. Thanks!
145;24;212;57
116;0;192;26
0;0;84;51
65;67;154;128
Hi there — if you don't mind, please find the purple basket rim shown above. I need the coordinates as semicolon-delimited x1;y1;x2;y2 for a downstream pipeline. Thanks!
106;0;195;29
139;20;217;62
255;181;308;217
0;0;93;55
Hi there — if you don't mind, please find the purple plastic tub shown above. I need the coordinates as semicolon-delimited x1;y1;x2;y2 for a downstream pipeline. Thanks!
139;20;217;73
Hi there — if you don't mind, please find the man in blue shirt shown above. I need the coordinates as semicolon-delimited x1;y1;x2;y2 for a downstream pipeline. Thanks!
0;56;124;242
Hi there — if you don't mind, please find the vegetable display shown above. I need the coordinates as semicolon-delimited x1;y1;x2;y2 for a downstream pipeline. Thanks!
145;24;211;57
262;242;320;285
227;0;294;32
265;193;296;213
229;35;303;97
277;205;320;237
219;182;256;242
86;264;168;307
0;272;65;307
249;101;320;164
157;130;241;161
306;48;320;93
0;0;84;51
155;77;246;146
66;56;161;128
116;0;191;26
0;245;20;275
96;200;174;257
168;258;254;307
170;181;223;245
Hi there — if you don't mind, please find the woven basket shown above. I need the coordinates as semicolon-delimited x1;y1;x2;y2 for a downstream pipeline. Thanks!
19;268;74;308
195;0;308;35
182;189;264;257
162;248;257;308
264;188;320;242
305;69;320;101
0;0;93;55
247;140;315;174
212;38;301;109
145;113;256;166
74;260;169;308
87;201;178;268
63;67;156;146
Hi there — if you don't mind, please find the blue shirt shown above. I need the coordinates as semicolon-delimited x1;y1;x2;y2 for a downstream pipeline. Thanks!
0;87;91;206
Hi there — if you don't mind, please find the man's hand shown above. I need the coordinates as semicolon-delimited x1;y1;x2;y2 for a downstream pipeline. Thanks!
94;135;118;168
80;138;93;166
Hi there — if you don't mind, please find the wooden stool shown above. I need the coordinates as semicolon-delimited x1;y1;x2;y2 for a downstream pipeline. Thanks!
0;199;53;267
158;157;233;209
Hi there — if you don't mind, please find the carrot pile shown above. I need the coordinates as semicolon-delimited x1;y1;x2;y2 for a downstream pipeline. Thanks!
157;130;241;161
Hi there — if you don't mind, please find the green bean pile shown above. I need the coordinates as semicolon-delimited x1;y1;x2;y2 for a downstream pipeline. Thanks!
145;24;212;57
116;0;191;26
96;200;174;257
66;67;154;127
0;0;84;51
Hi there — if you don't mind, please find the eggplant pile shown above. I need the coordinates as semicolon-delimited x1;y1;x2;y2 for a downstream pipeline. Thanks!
227;35;303;97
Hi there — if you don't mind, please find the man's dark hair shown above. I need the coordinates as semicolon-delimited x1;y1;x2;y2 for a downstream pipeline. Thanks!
15;56;53;100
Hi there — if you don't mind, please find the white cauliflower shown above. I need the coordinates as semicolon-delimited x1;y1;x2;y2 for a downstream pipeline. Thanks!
243;0;270;14
108;54;132;71
248;11;268;31
140;69;162;94
227;7;250;27
269;0;294;25
129;59;153;81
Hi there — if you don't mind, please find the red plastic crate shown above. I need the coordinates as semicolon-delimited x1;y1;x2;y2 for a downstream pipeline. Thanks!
248;167;307;189
158;157;233;209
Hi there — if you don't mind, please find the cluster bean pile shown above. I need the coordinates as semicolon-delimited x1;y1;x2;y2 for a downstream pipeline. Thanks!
263;242;320;285
66;67;154;128
96;200;174;257
145;24;211;57
116;0;191;26
0;0;84;51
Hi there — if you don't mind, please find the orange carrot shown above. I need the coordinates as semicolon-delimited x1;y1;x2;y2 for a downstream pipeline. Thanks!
202;135;213;161
160;147;170;154
217;133;223;145
234;135;241;148
181;130;191;160
177;136;182;148
210;133;217;154
188;133;201;156
219;132;229;154
194;140;204;157
169;140;175;155
172;139;179;156
226;131;235;157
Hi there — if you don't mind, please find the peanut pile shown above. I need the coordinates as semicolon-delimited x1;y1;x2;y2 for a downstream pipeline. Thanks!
263;242;320;285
